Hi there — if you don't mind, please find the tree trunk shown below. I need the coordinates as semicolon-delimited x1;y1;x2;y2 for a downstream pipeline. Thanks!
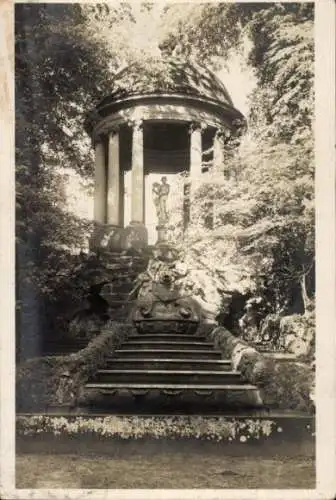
300;272;310;314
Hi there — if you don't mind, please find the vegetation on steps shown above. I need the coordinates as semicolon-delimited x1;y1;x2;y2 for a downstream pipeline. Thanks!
209;326;314;413
16;414;314;442
16;322;136;412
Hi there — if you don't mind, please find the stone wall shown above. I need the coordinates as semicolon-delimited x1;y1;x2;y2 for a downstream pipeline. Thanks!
207;326;315;413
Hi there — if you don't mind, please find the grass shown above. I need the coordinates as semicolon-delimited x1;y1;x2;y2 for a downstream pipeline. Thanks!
16;439;315;489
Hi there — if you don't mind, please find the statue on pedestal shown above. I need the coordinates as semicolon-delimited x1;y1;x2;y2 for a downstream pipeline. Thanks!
152;177;170;226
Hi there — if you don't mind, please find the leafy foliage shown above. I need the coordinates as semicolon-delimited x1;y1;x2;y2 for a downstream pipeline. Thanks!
163;3;315;315
15;3;129;352
16;322;135;411
104;57;234;105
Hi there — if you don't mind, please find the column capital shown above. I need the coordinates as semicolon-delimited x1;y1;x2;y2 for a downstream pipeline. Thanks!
189;121;208;134
127;118;144;131
231;118;247;136
215;127;232;141
232;118;245;128
215;128;224;139
108;125;121;137
93;133;106;148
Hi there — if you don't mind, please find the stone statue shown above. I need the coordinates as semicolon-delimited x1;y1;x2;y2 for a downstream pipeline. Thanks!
152;177;170;225
131;244;200;334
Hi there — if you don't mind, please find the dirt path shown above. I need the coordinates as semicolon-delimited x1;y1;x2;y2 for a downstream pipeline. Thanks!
16;450;315;489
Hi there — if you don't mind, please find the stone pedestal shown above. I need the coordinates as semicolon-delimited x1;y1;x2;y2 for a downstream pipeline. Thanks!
156;224;169;244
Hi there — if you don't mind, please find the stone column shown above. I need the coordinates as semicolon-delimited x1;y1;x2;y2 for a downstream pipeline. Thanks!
123;119;147;249
94;138;106;224
107;129;120;226
188;122;203;223
189;122;203;184
131;120;144;224
213;128;225;169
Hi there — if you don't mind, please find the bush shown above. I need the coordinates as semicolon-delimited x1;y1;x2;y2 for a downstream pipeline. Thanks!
16;321;136;412
280;312;315;361
209;326;314;413
259;311;315;360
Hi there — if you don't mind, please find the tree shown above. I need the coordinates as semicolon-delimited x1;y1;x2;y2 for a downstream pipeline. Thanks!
161;3;315;315
15;3;136;356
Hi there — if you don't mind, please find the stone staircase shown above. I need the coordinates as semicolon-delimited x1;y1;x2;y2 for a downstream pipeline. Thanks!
82;330;264;414
41;248;265;414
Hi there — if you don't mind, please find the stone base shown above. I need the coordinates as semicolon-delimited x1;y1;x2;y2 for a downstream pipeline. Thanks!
134;319;199;335
124;222;148;250
89;222;148;251
89;223;124;251
156;224;169;244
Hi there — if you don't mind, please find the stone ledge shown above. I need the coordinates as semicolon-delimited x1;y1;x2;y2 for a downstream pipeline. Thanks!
16;413;315;444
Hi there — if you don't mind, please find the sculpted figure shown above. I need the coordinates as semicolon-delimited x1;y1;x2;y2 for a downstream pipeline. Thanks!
152;177;170;225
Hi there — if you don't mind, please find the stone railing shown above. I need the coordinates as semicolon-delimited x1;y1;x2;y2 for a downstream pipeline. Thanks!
206;326;315;413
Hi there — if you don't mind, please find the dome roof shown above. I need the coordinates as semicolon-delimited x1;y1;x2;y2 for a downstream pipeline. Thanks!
85;57;245;136
98;57;237;111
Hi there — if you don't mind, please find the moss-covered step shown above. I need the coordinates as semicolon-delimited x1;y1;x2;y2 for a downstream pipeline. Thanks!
124;340;215;350
90;369;243;384
103;358;232;371
113;348;223;359
81;383;263;412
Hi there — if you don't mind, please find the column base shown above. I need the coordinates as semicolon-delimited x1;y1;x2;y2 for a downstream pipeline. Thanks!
90;222;148;251
89;223;125;251
123;222;148;250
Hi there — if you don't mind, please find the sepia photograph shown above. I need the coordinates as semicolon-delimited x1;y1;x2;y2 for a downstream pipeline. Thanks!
1;0;335;498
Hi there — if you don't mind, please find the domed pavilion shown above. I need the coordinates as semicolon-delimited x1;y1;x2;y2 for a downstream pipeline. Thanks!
85;58;245;248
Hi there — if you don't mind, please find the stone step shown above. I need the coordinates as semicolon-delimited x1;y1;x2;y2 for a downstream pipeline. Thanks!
85;382;259;393
107;301;130;309
79;390;264;412
101;290;130;299
103;253;144;259
114;349;222;360
108;285;134;293
104;358;232;371
125;340;214;350
93;369;243;385
105;260;145;267
110;272;141;278
127;334;207;342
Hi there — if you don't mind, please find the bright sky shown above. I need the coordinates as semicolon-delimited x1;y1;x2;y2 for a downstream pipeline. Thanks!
216;54;256;117
126;3;257;115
